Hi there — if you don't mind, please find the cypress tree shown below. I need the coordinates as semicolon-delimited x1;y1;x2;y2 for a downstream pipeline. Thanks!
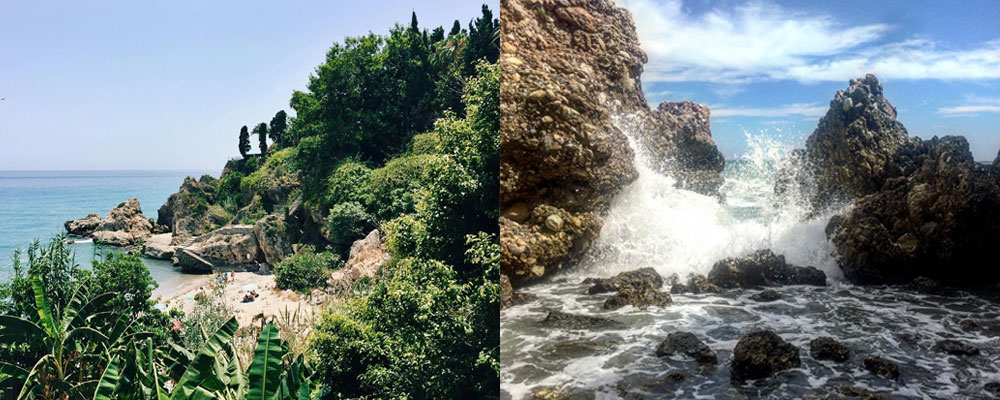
254;122;268;155
449;20;462;37
239;125;250;159
269;110;288;148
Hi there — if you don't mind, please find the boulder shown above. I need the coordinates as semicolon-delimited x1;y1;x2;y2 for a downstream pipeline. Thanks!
731;329;801;380
328;229;389;287
862;356;899;380
175;225;259;270
750;290;783;303
501;205;602;286
934;339;979;356
253;214;295;265
602;281;671;310
655;332;717;365
669;273;723;294
985;382;1000;397
583;267;663;294
539;311;623;330
501;274;515;309
707;249;826;288
65;213;101;236
809;337;850;362
803;74;910;208
175;248;214;273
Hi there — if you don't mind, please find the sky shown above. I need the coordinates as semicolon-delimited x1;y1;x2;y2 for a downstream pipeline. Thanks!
621;0;1000;161
0;0;498;171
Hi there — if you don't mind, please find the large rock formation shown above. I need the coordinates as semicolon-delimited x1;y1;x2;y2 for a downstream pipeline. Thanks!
804;74;910;208
798;75;1000;285
174;225;260;272
707;249;827;288
329;229;389;287
253;214;295;265
65;198;153;246
500;0;724;289
158;176;228;244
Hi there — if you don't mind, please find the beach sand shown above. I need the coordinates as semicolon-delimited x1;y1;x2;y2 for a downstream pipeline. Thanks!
158;270;315;327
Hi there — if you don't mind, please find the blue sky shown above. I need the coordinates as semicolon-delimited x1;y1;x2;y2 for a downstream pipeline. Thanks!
622;0;1000;161
0;1;498;170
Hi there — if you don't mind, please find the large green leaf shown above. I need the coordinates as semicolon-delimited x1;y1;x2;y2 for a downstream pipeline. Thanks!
148;340;170;400
0;315;45;342
94;354;122;400
247;323;285;400
171;316;239;400
0;361;29;394
31;275;58;338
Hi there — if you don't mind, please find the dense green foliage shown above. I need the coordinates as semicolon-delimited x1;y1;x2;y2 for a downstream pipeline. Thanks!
273;246;343;293
269;110;289;149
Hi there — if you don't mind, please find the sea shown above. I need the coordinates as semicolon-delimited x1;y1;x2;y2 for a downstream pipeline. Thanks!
0;170;216;297
500;118;1000;399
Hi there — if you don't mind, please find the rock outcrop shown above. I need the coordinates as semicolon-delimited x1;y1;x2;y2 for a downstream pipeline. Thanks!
634;101;725;195
142;233;175;260
158;176;228;244
707;249;827;288
65;213;102;236
731;329;801;380
863;356;899;380
328;229;389;288
65;198;153;246
602;281;671;310
539;310;623;330
253;214;295;265
174;225;259;272
500;0;724;288
669;273;723;294
828;136;1000;285
803;74;910;208
749;289;782;302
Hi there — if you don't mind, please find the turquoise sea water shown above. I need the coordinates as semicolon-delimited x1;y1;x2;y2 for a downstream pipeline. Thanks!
0;170;216;296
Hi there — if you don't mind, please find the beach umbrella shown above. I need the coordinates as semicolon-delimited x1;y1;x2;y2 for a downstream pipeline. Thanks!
242;283;259;291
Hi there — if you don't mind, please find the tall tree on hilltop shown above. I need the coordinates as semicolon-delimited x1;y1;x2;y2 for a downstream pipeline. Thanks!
449;20;462;37
269;110;288;148
239;125;250;159
254;122;268;155
430;26;445;43
463;5;499;75
409;11;419;33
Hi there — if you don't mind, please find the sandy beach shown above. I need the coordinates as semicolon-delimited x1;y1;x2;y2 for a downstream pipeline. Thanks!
158;270;315;327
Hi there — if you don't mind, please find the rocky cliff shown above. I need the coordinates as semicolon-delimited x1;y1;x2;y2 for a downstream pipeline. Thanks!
65;198;153;246
500;0;725;289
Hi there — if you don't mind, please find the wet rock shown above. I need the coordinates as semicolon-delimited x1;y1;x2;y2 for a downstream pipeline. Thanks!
669;273;723;294
934;339;979;356
731;329;801;380
501;205;602;287
803;74;910;209
985;382;1000;397
584;267;663;294
540;311;623;330
501;274;515;309
529;386;594;400
750;290;782;302
863;356;899;380
65;213;102;236
708;249;826;289
603;281;671;310
912;276;942;294
809;337;850;362
959;319;983;332
655;332;717;365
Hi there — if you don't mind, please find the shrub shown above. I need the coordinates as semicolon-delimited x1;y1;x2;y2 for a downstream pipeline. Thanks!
365;154;447;222
216;170;246;212
89;252;157;316
322;160;372;210
325;202;375;251
273;246;343;292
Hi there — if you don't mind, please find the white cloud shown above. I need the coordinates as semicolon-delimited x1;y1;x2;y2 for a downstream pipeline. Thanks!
712;103;827;118
622;0;1000;83
937;105;1000;116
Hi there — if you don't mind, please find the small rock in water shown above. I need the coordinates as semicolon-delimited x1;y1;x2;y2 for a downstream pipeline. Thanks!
809;336;850;362
731;329;801;380
959;319;982;332
912;276;942;294
540;311;623;330
669;273;723;294
655;331;717;365
584;268;663;294
750;289;782;302
934;339;980;356
603;281;671;310
863;356;900;380
707;249;826;289
820;385;890;400
984;382;1000;397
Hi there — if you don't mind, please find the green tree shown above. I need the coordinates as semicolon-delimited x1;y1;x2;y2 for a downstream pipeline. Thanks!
448;20;462;36
254;122;268;155
269;110;288;148
239;125;251;159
